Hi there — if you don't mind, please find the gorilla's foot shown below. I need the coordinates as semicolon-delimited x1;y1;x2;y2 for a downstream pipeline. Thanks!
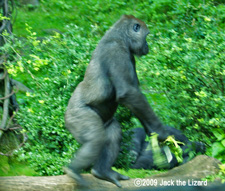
91;169;122;188
64;167;89;187
115;171;130;180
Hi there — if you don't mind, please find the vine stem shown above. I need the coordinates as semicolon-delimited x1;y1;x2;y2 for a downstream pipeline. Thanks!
0;71;10;130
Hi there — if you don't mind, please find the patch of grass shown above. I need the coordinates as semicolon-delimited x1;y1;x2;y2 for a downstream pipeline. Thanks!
0;157;38;176
113;167;165;178
13;5;74;37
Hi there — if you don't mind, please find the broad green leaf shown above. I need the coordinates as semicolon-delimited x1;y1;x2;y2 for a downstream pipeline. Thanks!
212;142;225;157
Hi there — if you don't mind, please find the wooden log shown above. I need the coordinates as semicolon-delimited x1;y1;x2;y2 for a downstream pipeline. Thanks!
0;174;134;191
0;155;222;191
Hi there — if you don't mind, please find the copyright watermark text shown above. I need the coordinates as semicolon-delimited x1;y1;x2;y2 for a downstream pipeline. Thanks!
134;178;208;187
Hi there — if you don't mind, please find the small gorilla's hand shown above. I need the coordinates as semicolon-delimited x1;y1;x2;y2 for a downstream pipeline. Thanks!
156;126;171;142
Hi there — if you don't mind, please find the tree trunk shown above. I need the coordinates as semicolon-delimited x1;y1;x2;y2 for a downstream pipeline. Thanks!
0;0;14;138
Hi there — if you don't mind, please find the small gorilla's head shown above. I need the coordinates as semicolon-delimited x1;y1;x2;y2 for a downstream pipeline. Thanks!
122;15;150;56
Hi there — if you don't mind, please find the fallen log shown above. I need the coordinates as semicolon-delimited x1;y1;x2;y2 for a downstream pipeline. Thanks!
0;174;123;191
0;155;222;191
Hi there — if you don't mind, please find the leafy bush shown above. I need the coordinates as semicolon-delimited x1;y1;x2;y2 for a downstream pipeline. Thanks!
137;1;225;162
3;25;96;175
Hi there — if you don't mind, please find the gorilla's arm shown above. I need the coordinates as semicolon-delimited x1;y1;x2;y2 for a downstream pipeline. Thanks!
119;86;169;141
109;57;169;141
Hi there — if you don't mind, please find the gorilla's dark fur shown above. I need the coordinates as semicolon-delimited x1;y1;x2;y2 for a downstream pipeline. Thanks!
129;127;206;170
64;15;171;187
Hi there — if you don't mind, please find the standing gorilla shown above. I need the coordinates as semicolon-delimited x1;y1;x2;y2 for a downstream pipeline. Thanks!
64;15;170;187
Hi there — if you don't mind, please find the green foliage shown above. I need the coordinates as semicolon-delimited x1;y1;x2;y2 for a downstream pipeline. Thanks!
149;133;169;169
0;13;10;21
211;129;225;162
2;0;225;176
145;134;185;167
164;136;184;163
137;0;225;163
0;158;37;176
2;24;97;175
218;164;225;183
205;163;225;183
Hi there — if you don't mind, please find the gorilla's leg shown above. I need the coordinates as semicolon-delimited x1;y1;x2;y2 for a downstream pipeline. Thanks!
91;119;129;187
65;107;105;186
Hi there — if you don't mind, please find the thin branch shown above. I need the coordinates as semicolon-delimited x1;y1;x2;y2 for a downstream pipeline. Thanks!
9;125;22;130
5;108;19;129
0;88;17;100
0;20;7;33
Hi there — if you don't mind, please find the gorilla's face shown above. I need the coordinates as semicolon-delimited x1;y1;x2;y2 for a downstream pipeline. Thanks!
128;21;150;56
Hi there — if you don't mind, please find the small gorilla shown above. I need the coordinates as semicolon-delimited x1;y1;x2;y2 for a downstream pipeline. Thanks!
64;15;171;187
129;127;206;170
